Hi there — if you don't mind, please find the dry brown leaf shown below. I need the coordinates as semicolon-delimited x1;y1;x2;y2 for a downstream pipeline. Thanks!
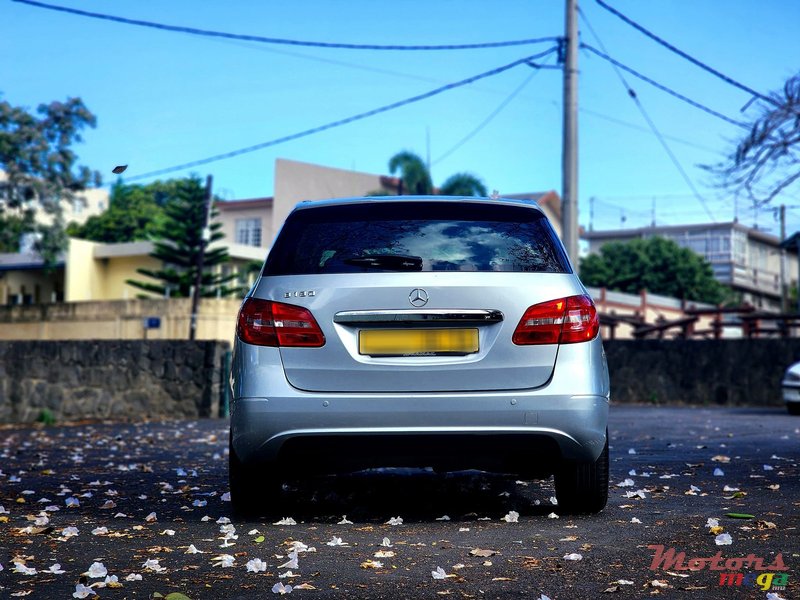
469;548;498;558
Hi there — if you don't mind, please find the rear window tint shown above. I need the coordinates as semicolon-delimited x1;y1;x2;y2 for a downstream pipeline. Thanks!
264;201;570;275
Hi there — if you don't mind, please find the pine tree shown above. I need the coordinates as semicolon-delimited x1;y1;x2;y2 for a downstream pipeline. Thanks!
127;176;242;298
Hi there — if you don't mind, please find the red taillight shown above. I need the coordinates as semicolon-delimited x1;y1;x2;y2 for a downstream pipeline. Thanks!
236;298;325;347
512;294;599;345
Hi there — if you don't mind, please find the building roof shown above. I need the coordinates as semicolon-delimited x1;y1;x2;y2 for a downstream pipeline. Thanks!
582;221;788;249
0;252;64;271
215;197;274;211
504;191;561;219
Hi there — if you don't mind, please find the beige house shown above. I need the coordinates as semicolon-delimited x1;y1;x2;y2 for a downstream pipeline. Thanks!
0;238;263;306
0;169;109;229
213;158;564;252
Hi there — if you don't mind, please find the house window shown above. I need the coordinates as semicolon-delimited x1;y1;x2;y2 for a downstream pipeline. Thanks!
235;218;262;247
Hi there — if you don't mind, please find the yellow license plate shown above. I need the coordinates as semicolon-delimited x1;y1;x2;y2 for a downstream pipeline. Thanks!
359;328;479;356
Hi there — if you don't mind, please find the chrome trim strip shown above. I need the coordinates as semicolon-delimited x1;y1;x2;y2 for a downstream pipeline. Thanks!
334;309;504;324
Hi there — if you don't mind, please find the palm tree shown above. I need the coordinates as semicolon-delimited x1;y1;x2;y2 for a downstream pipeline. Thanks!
381;150;487;197
439;172;487;197
388;151;433;195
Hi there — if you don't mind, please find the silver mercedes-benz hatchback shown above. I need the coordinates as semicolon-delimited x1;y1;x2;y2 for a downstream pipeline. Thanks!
230;196;610;514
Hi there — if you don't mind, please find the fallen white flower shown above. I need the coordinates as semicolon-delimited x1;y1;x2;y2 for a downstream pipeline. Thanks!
436;515;451;521
616;479;635;487
145;512;157;522
65;497;80;507
547;512;560;519
563;553;583;561
85;562;107;578
628;448;637;455
124;573;142;581
549;496;558;505
186;544;204;554
380;537;393;548
272;582;293;594
192;499;207;507
624;490;647;499
91;527;109;535
386;516;403;525
431;566;448;580
246;558;267;573
61;526;79;538
715;533;733;546
616;580;634;585
278;551;299;570
13;562;37;575
706;518;719;528
221;492;231;502
631;517;642;524
142;558;166;572
212;554;235;568
337;515;353;525
326;536;346;546
161;529;176;536
248;529;260;535
763;464;774;471
723;485;740;492
713;468;724;477
72;583;96;598
502;510;519;523
274;517;297;526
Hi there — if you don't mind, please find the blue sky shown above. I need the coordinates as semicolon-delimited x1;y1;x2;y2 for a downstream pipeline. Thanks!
2;0;799;236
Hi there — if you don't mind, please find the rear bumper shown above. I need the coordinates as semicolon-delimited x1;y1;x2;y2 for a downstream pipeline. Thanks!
232;393;609;474
783;383;800;403
230;336;610;475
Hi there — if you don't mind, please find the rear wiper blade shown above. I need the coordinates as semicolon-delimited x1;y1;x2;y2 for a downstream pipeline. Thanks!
342;254;423;271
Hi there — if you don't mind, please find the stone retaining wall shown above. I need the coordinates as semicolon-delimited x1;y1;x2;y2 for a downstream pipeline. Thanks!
0;340;229;423
1;339;798;423
605;339;800;406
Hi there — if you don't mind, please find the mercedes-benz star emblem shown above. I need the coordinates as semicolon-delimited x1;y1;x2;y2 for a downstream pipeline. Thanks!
409;288;429;307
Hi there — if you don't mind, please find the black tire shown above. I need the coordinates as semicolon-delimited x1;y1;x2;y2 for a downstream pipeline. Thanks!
788;403;800;416
554;432;609;514
229;438;283;517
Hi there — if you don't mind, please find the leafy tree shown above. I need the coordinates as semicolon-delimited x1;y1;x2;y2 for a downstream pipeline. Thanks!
67;180;175;243
126;176;242;298
0;96;101;263
706;73;800;205
0;212;33;253
580;237;729;304
373;150;487;197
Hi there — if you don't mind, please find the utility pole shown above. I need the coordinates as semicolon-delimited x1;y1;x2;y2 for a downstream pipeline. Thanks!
189;175;213;341
779;204;787;312
561;0;579;264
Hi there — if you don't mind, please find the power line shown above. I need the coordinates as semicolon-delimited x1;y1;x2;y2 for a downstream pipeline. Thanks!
125;49;558;182
580;45;748;129
578;13;716;222
14;0;559;52
594;0;777;107
432;55;555;166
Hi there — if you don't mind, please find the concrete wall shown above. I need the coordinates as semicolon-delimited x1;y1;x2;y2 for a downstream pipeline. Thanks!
0;298;242;342
605;339;800;406
0;340;229;423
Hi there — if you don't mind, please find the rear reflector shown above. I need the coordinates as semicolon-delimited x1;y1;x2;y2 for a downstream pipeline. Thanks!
512;294;599;345
237;298;325;347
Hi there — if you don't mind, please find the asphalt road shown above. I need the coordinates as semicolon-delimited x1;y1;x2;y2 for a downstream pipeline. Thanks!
0;406;798;600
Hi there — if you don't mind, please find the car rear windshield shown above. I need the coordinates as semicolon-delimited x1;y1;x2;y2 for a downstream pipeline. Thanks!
264;201;571;275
